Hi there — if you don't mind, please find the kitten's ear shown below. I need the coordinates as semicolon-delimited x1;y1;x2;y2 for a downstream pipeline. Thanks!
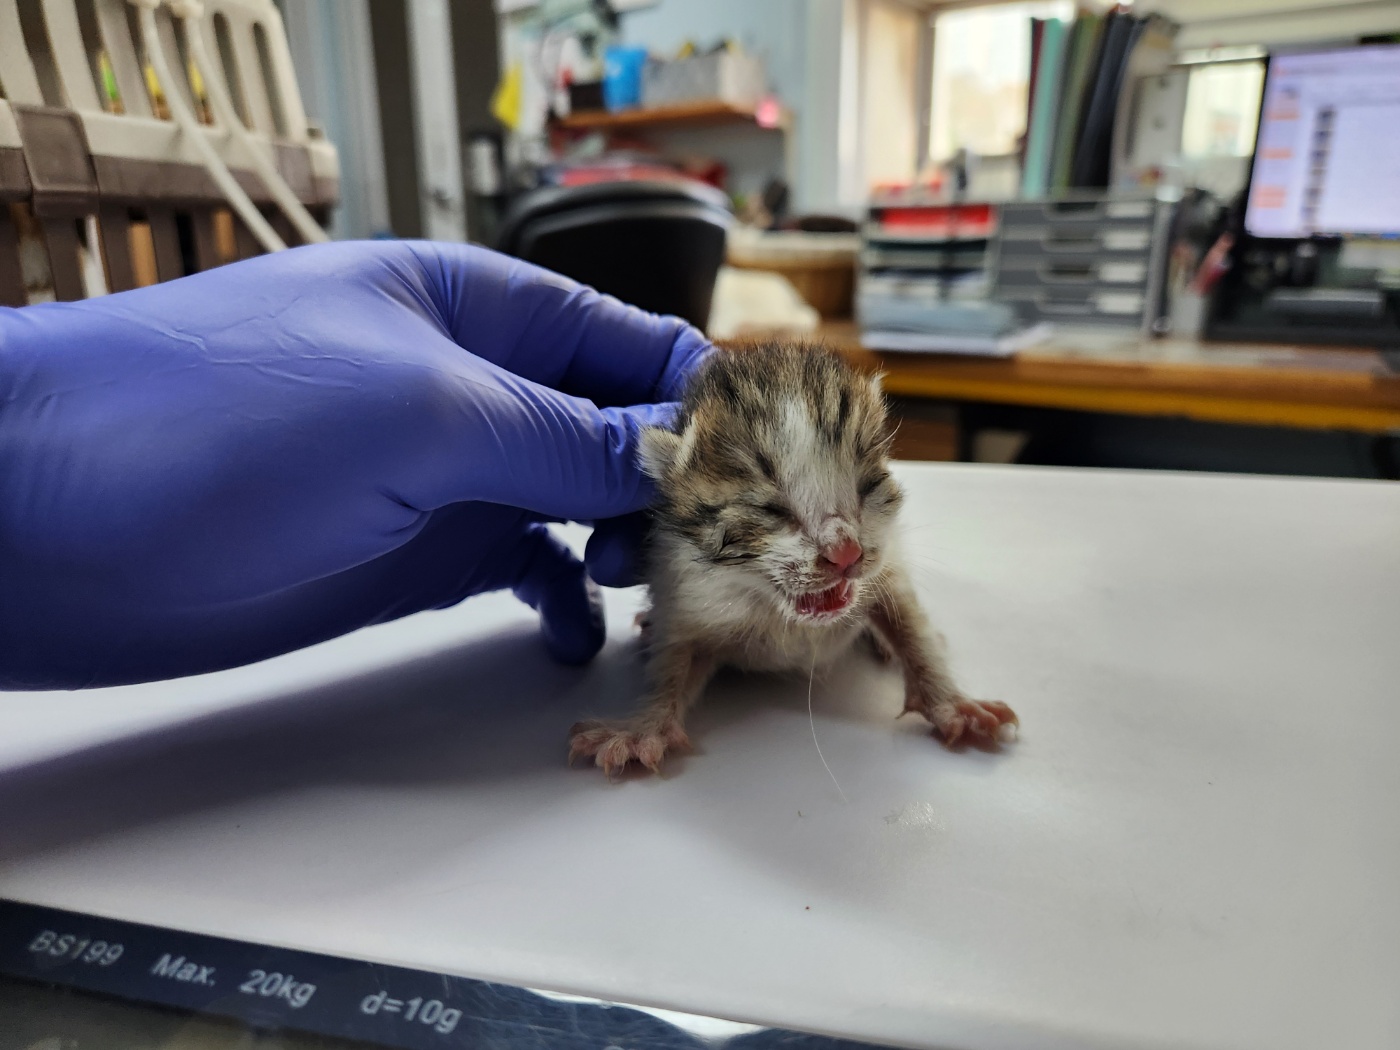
639;427;684;479
867;372;892;426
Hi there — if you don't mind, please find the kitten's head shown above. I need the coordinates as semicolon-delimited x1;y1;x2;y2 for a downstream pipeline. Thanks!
641;342;903;624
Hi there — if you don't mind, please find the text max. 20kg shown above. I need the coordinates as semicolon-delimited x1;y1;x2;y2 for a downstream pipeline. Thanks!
239;968;317;1009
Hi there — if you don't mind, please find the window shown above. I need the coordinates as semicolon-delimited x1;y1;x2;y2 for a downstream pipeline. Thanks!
928;0;1074;165
1181;60;1265;160
860;0;923;188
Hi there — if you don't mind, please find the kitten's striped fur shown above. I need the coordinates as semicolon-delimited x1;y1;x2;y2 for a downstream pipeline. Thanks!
570;342;1016;776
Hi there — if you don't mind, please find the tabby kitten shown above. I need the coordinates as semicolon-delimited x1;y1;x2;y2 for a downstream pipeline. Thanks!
570;343;1016;776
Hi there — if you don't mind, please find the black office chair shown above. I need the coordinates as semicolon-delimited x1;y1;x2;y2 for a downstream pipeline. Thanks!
496;179;732;330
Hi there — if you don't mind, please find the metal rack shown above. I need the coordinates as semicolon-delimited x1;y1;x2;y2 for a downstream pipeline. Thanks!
0;0;338;306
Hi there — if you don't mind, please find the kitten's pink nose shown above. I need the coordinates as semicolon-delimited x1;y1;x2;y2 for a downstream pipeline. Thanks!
820;538;864;575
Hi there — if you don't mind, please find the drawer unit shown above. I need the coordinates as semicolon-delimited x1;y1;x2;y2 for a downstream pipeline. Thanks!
998;197;1157;225
997;285;1148;326
861;242;989;272
998;224;1154;257
996;256;1150;289
993;194;1174;333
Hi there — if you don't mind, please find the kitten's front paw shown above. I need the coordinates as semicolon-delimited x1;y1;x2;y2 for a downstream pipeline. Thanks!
568;718;691;777
903;687;1018;748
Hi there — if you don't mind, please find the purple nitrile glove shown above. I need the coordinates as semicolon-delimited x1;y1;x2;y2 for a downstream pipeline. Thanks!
0;240;712;688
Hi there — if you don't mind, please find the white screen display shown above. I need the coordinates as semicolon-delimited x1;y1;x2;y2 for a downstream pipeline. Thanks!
1245;45;1400;239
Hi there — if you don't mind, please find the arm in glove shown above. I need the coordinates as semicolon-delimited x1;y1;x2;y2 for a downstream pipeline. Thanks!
0;241;712;688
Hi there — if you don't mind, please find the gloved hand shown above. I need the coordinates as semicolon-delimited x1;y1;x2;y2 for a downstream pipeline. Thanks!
0;241;712;689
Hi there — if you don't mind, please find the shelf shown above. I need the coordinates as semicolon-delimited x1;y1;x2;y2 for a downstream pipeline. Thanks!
555;100;780;132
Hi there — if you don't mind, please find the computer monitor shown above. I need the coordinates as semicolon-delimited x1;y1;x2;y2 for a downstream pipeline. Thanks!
1244;43;1400;240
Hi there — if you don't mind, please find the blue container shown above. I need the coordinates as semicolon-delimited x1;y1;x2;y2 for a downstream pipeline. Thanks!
603;46;648;111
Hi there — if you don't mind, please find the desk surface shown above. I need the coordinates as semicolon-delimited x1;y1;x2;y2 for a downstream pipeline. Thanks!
2;464;1398;1050
819;323;1400;433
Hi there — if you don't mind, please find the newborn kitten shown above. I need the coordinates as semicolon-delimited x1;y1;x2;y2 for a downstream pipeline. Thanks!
570;342;1017;777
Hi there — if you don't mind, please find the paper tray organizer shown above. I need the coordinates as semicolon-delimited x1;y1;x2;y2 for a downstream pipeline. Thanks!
0;0;337;306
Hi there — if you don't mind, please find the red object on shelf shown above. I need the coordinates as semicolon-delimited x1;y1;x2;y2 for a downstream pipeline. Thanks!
873;203;997;239
557;164;691;187
678;158;729;190
755;95;783;129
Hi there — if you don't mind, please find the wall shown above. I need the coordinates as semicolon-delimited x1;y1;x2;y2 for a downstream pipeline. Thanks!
801;0;848;215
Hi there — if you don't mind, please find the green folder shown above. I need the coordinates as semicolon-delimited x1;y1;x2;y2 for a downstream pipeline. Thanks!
1020;18;1068;198
1049;13;1105;191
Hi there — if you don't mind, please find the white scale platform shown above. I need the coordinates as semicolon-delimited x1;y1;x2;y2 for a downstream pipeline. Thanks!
1;464;1397;1050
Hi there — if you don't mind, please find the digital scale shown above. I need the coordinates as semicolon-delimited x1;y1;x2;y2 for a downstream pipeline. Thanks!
2;468;1397;1050
0;899;884;1050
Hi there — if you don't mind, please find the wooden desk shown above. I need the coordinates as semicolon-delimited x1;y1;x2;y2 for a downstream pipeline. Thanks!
816;322;1400;435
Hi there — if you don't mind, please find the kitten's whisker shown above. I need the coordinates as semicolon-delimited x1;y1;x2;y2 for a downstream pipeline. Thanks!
901;554;953;572
807;654;847;804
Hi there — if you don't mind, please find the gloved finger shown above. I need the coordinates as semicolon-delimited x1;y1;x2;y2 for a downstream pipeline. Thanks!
509;522;606;665
386;344;681;521
585;512;652;588
406;241;713;405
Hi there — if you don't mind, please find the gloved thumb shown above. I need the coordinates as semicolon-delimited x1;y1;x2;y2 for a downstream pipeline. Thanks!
509;522;606;665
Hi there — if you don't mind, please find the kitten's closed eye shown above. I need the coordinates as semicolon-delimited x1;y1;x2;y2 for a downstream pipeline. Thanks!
713;505;786;562
714;547;759;563
859;471;891;499
713;524;762;563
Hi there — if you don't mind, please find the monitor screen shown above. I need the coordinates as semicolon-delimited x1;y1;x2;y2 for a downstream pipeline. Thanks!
1244;44;1400;239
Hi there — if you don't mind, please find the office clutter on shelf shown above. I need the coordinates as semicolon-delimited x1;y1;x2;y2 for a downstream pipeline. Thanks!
545;30;773;123
641;44;767;113
1160;188;1232;339
603;46;650;110
537;151;714;189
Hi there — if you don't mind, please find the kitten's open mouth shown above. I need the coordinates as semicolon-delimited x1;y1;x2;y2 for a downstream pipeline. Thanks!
794;580;854;619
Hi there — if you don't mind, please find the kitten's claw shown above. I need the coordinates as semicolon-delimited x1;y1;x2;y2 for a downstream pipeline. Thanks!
568;719;691;778
904;692;1018;748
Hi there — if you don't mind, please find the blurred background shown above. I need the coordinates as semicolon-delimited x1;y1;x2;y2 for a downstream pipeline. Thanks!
4;0;1399;476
